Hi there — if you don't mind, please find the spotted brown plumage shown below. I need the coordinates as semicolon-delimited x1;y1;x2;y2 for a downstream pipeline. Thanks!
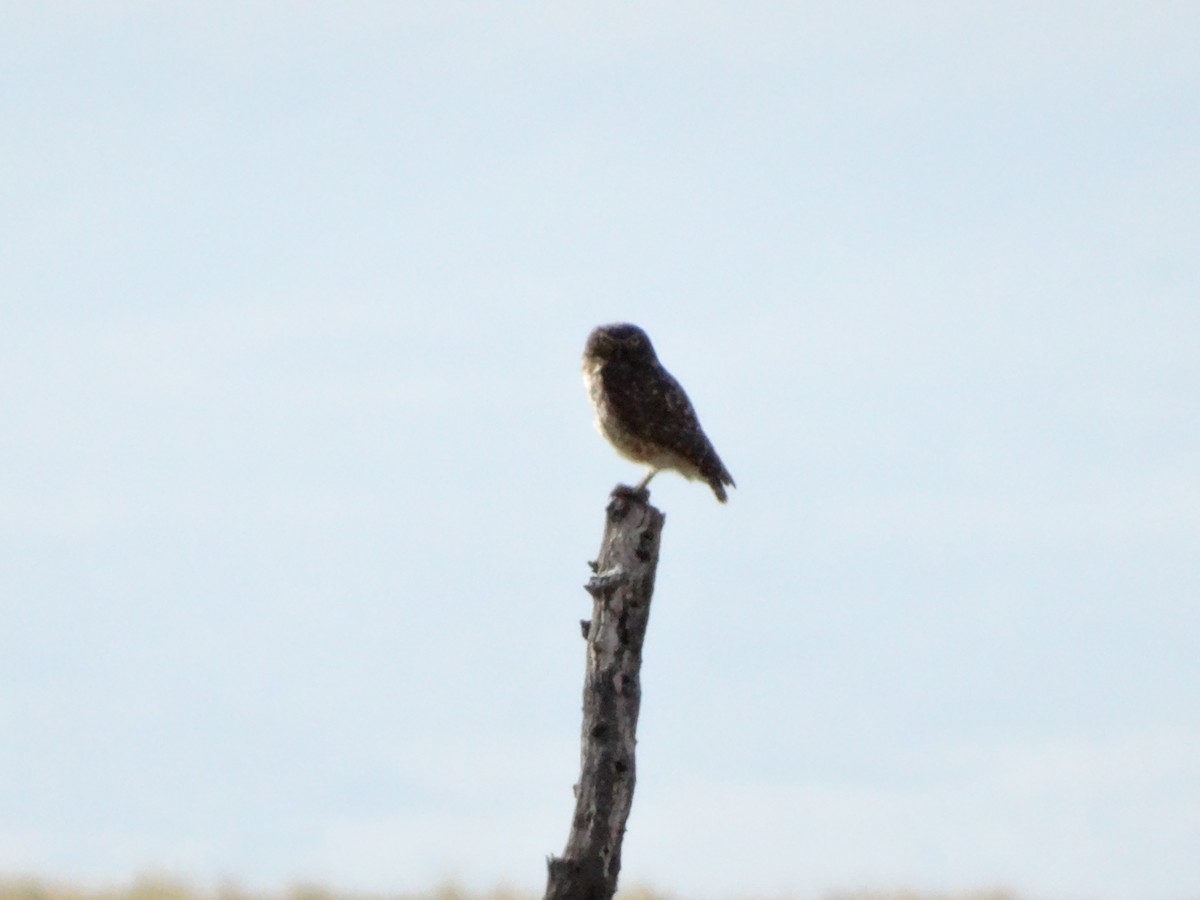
583;323;735;502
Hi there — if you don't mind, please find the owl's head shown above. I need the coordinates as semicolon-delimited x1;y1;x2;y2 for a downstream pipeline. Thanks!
584;323;658;364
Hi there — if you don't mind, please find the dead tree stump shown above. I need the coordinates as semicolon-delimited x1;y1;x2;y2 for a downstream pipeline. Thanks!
543;485;666;900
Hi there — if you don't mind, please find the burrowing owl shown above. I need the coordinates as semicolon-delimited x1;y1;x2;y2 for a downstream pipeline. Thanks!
583;323;735;502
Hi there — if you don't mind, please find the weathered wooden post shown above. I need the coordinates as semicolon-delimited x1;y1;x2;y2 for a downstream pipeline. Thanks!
543;485;665;900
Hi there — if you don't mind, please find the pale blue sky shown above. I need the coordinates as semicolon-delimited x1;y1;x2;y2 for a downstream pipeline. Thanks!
2;4;1198;898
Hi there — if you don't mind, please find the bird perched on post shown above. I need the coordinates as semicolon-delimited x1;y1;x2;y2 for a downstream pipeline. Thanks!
583;323;736;502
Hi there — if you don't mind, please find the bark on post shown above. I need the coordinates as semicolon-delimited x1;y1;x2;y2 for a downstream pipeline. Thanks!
544;485;666;900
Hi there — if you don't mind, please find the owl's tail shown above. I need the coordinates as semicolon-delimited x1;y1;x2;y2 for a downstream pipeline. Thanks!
705;458;736;503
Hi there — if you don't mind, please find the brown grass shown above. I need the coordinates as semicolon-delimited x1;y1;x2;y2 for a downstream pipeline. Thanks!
0;876;1019;900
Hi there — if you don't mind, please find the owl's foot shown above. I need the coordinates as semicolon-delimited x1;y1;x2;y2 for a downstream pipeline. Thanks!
634;469;659;492
611;483;650;504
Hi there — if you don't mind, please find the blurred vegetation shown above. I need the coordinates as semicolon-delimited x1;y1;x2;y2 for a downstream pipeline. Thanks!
0;876;1019;900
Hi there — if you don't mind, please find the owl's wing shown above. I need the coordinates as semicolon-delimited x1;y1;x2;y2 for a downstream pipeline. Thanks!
600;360;698;443
601;359;735;494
